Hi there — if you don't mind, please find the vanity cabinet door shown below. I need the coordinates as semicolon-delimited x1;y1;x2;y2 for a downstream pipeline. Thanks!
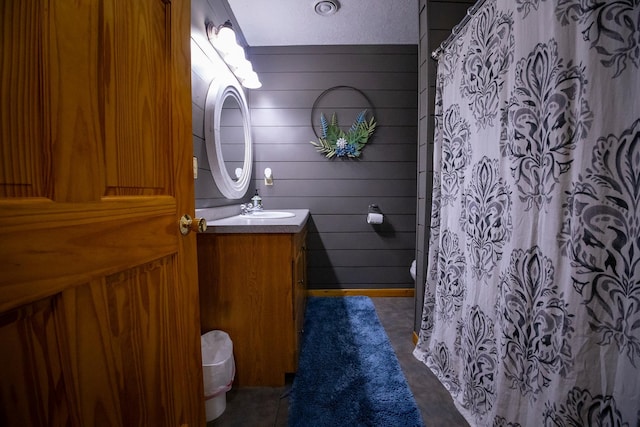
292;229;308;370
198;226;307;387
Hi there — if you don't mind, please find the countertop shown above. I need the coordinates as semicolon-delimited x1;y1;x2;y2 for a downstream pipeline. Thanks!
197;208;309;234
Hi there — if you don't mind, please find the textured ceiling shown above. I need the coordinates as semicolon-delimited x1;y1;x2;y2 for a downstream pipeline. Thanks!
225;0;419;46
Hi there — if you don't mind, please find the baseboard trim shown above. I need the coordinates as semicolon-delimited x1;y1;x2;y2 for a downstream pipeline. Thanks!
307;288;414;298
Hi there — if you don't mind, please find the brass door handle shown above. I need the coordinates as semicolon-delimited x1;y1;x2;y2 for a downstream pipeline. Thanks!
179;214;207;235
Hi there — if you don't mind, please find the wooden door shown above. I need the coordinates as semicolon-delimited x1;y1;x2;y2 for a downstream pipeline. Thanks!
0;1;204;426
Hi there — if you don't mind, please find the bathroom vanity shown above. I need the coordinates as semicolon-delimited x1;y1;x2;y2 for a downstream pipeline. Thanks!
196;209;309;386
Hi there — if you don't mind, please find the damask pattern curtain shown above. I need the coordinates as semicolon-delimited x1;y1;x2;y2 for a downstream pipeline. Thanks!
413;0;640;425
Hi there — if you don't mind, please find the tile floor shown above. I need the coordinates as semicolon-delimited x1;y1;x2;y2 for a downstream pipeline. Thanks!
207;297;469;427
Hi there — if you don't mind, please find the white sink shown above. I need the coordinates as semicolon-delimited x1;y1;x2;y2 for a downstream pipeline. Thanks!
200;208;308;233
246;210;296;219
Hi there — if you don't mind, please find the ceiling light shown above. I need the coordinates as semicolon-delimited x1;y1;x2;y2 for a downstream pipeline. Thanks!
314;0;340;16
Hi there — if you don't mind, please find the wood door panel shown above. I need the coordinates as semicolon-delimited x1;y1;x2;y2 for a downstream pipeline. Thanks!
198;233;295;386
0;299;71;427
49;0;106;203
105;0;171;193
0;198;177;313
58;257;180;426
0;0;47;198
0;256;183;427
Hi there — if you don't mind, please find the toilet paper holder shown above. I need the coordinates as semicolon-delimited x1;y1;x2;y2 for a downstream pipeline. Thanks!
367;204;384;225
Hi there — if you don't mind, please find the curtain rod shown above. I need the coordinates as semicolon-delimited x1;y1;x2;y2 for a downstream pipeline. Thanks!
431;0;488;60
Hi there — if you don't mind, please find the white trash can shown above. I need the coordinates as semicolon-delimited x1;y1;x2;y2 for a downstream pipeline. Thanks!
201;330;235;422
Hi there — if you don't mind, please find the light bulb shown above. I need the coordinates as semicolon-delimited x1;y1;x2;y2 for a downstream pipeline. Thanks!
216;26;236;50
241;71;262;89
226;50;249;71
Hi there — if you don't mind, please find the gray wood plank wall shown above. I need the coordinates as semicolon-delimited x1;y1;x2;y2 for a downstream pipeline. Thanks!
248;45;418;290
414;0;477;330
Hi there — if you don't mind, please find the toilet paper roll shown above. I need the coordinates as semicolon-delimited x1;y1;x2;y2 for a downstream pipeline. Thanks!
367;212;384;224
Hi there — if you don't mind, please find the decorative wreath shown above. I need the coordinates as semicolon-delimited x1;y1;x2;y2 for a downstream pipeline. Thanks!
310;111;376;158
309;86;377;159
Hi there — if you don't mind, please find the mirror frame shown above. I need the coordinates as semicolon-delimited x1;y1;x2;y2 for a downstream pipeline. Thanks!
204;78;252;199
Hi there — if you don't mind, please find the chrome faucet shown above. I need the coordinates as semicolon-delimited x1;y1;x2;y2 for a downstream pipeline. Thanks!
240;203;262;215
240;190;263;215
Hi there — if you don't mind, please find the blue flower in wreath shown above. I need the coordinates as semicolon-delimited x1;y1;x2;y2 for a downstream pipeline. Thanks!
334;137;357;157
336;143;357;157
310;110;376;158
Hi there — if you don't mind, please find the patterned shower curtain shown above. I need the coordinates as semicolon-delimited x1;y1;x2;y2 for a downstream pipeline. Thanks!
413;0;640;425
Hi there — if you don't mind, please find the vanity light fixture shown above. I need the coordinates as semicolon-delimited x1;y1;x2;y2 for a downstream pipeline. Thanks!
206;20;262;89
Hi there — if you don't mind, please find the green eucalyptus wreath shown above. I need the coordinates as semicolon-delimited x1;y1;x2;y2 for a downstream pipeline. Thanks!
310;110;376;158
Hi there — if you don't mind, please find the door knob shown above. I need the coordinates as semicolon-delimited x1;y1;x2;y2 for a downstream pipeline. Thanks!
179;214;207;235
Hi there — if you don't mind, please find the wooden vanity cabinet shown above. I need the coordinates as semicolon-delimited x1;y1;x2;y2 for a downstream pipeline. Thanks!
197;226;307;386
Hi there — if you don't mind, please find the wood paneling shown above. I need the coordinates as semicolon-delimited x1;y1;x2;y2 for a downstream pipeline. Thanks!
257;71;418;91
253;51;418;73
308;288;414;298
308;248;415;267
251;89;418;109
250;45;418;290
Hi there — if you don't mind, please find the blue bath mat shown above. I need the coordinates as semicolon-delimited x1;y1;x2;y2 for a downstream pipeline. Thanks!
289;296;424;427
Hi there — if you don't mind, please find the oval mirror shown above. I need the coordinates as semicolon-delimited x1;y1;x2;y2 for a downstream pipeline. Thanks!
204;78;252;199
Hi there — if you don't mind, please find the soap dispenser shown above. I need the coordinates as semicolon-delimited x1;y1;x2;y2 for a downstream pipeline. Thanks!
251;190;262;209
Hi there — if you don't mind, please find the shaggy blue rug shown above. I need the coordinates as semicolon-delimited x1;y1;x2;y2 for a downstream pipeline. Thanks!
289;296;424;427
